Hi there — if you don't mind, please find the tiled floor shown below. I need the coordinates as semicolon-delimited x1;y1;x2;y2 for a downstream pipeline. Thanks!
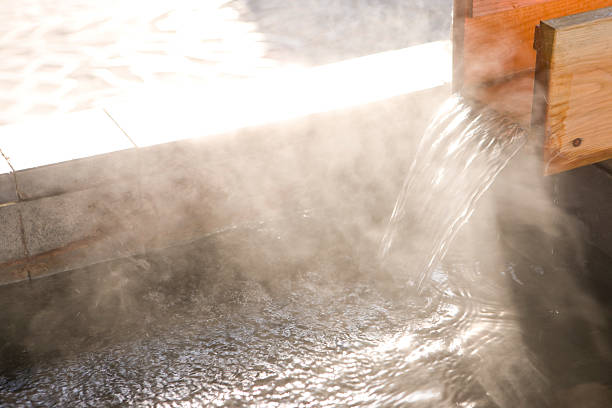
0;0;278;125
0;0;452;125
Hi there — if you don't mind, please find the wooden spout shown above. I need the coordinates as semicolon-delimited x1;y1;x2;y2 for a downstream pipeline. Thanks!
453;0;612;174
533;7;612;175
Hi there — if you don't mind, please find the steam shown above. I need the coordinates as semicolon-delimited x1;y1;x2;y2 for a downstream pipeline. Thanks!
1;0;611;407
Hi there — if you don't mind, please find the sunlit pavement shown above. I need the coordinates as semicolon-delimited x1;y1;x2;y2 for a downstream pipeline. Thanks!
0;0;451;126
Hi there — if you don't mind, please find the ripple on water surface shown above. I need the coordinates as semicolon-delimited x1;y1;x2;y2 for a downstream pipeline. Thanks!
2;210;609;407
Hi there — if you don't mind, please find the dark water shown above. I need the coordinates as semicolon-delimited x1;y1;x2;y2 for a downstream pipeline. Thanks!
1;204;611;406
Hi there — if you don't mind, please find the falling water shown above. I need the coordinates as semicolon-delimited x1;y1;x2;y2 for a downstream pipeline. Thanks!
380;95;528;291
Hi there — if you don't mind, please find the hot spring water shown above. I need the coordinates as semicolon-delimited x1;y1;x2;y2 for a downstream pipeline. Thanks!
380;95;527;291
1;96;611;407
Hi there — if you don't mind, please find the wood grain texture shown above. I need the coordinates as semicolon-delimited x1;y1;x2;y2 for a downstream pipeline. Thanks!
470;0;551;18
452;0;469;92
533;7;612;174
464;70;535;126
455;0;612;90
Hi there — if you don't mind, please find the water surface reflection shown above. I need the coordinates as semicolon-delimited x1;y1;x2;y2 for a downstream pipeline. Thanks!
1;208;610;406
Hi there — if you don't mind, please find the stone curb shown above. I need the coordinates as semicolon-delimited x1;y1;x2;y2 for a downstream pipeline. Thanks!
0;81;451;286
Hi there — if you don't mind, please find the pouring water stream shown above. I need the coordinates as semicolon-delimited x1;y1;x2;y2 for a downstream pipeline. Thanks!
379;95;528;292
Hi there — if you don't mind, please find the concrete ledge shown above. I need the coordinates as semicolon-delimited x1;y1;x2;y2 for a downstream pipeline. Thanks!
0;41;452;286
104;40;451;148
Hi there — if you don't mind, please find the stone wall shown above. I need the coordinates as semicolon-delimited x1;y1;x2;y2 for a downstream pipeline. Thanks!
0;86;449;286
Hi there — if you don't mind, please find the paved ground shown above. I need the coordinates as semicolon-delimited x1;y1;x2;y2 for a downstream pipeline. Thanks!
0;0;452;125
235;0;452;64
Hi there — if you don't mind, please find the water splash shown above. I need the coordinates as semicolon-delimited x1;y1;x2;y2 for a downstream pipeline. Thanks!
380;95;528;291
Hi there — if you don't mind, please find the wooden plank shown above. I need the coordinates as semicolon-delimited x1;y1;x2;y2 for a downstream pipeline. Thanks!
452;0;469;92
454;0;612;90
533;7;612;174
470;0;551;18
463;70;535;126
